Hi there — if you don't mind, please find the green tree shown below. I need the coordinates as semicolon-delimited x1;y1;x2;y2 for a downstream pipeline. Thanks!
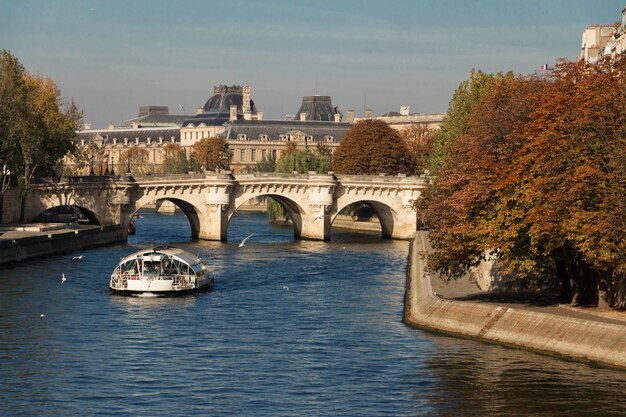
428;69;511;175
192;136;230;172
276;148;330;174
267;147;331;223
0;50;29;223
254;154;276;173
332;119;410;175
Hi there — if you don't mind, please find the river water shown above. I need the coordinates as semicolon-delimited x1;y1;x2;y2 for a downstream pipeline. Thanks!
1;211;625;416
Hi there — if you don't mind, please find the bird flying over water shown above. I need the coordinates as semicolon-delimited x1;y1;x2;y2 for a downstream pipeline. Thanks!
238;234;254;248
283;286;289;292
61;273;66;284
40;314;45;320
72;255;84;262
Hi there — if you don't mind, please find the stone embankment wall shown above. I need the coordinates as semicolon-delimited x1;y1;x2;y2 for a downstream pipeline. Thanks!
404;232;626;369
0;226;125;266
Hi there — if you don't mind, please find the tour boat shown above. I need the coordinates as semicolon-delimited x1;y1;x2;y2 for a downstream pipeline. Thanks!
109;246;214;295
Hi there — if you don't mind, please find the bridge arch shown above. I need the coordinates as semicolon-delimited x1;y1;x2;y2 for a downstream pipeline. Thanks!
333;199;396;239
31;204;102;225
228;194;306;239
129;196;203;239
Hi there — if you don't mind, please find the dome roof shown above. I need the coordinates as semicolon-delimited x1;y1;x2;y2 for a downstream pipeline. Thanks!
201;85;256;114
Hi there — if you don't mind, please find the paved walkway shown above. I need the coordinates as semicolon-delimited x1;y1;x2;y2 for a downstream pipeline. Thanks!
430;273;626;326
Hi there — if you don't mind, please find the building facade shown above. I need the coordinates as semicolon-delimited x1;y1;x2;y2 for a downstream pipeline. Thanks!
69;85;445;175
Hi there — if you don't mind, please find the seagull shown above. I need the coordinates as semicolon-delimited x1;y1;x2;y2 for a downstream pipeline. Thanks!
40;314;45;320
283;286;289;292
72;255;84;262
61;273;66;284
238;233;254;248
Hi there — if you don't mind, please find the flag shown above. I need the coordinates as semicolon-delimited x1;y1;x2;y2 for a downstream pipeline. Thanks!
541;64;550;70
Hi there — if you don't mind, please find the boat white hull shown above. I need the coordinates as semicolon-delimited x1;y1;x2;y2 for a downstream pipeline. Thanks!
109;276;214;296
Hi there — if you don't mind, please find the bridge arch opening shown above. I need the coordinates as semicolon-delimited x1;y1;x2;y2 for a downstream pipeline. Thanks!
227;195;305;242
129;198;201;242
332;201;395;240
32;205;101;225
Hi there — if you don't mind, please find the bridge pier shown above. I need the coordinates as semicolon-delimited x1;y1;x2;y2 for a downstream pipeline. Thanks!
198;205;228;241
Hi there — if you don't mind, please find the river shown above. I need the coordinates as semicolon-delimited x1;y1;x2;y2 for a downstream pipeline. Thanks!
1;211;625;416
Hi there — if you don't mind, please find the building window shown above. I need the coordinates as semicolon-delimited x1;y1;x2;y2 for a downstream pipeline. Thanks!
251;149;257;161
262;149;267;160
240;149;245;161
271;149;277;159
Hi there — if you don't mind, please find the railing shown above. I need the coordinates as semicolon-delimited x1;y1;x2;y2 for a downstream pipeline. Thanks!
109;272;196;290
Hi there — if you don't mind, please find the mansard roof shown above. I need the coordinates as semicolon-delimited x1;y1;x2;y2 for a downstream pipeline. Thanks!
223;119;351;142
74;127;180;145
294;95;341;121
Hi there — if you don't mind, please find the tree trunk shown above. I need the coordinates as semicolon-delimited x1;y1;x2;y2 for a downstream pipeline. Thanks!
0;192;3;224
19;194;25;224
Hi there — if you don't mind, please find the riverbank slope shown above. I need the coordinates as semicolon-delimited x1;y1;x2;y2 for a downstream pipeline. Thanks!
404;232;626;369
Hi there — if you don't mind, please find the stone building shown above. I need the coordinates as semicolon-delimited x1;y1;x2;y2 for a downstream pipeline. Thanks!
69;84;445;175
71;106;187;175
224;95;350;173
180;85;262;148
578;6;626;63
352;105;445;132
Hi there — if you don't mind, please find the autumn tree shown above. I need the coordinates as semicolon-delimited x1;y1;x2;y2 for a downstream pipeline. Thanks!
119;147;150;175
400;124;435;175
161;143;189;174
496;57;626;306
0;51;81;222
332;119;411;175
417;73;545;280
192;136;230;172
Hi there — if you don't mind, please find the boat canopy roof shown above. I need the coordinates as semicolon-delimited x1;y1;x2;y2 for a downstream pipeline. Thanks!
116;247;203;269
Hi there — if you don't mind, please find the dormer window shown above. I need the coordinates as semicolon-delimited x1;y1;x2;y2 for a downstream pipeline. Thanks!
80;139;85;146
159;137;163;144
112;138;117;145
279;134;288;142
259;134;268;141
325;136;335;143
135;137;140;145
146;137;152;145
124;138;128;145
238;134;248;141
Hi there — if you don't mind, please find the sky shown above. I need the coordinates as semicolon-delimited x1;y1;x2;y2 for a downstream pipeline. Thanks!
1;0;624;128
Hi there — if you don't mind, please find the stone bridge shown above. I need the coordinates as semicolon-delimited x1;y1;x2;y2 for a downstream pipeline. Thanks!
8;172;427;241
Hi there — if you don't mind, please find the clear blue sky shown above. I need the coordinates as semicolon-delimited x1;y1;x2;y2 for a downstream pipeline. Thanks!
2;0;624;128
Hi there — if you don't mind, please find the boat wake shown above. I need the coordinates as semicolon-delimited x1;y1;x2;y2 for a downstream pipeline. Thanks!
134;292;162;298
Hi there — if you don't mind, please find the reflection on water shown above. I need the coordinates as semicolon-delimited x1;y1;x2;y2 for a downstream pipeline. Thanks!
0;211;625;416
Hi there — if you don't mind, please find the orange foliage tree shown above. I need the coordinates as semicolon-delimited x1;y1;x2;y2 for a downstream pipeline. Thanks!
418;57;626;307
332;119;412;175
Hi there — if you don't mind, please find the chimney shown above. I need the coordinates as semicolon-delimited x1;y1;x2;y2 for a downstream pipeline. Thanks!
230;105;237;121
257;111;263;121
400;106;410;116
108;122;115;130
300;112;307;121
347;110;354;123
196;106;203;115
83;123;92;130
365;108;373;118
334;113;341;123
244;110;252;121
